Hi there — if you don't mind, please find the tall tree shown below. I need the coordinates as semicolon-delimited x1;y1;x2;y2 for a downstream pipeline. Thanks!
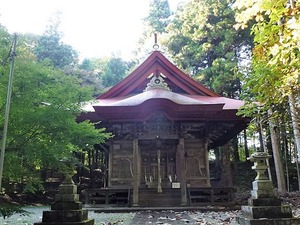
166;0;252;97
243;129;250;159
0;30;110;193
78;57;136;96
145;0;172;34
234;0;300;104
135;0;172;58
34;12;78;69
164;0;253;171
288;94;300;163
268;109;286;191
76;58;106;97
234;0;300;190
101;56;133;88
0;25;11;68
0;25;12;111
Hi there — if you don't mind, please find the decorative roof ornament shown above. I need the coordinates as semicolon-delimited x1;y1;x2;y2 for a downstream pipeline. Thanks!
153;33;159;50
144;70;171;92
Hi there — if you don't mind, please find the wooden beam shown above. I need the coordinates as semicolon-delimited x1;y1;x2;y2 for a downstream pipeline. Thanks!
178;138;188;206
132;139;139;206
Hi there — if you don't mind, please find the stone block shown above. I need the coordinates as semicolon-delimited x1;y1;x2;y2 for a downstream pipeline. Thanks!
236;216;300;225
34;219;95;225
252;180;274;191
249;198;282;206
51;201;82;210
55;193;79;202
241;205;292;219
41;210;88;222
251;180;275;199
59;184;77;194
251;190;275;199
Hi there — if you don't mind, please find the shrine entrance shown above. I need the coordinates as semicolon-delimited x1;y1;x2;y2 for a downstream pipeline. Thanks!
140;139;178;191
78;50;250;207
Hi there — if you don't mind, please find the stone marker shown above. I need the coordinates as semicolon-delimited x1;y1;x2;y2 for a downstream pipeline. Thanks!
236;151;300;225
34;176;94;225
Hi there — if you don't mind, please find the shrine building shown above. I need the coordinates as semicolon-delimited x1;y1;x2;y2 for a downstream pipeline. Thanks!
78;50;249;207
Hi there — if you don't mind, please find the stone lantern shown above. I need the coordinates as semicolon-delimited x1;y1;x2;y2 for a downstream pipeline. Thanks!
236;151;300;225
34;159;94;225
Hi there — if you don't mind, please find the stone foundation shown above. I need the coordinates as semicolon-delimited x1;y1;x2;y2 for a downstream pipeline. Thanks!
34;177;94;225
237;217;300;225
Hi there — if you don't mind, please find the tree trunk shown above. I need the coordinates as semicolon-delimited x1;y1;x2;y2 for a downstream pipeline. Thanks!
258;118;272;180
258;119;264;151
282;125;290;192
214;148;221;180
268;109;286;192
288;93;300;190
244;129;250;159
220;143;233;187
288;94;300;160
232;136;239;171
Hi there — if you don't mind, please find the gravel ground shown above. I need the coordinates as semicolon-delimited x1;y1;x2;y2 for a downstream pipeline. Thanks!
0;206;242;225
0;206;135;225
2;206;300;225
131;210;242;224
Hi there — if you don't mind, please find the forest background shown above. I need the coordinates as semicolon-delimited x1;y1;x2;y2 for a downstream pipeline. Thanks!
1;0;300;200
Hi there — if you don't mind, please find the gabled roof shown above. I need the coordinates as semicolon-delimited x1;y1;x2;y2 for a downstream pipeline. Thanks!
78;50;250;148
97;50;219;99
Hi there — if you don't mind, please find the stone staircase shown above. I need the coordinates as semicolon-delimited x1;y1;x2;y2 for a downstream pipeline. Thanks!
138;188;181;207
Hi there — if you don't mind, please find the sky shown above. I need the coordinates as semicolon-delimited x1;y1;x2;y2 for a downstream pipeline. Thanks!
0;0;185;60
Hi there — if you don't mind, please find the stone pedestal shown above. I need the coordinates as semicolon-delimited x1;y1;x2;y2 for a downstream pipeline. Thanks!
236;152;300;225
34;177;94;225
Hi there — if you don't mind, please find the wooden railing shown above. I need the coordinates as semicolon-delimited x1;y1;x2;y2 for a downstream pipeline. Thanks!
188;187;234;205
82;188;131;207
82;187;234;207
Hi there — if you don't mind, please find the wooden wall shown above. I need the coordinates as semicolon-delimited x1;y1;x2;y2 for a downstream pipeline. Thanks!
108;138;210;189
184;139;210;187
109;140;134;187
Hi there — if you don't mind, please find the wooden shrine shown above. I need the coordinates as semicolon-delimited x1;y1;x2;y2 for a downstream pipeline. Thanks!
78;50;249;207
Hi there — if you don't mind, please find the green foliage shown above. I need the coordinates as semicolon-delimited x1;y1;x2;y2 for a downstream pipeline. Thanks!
78;56;136;92
234;1;300;190
0;204;30;219
166;0;252;97
22;177;45;194
145;0;172;34
234;0;300;105
0;25;12;68
136;0;172;57
79;57;110;75
101;56;132;87
79;58;95;71
0;27;111;193
34;12;78;68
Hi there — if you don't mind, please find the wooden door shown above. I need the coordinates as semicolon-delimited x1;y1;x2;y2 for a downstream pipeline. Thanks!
141;142;176;188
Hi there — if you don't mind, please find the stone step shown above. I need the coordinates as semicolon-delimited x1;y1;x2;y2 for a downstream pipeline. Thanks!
138;189;181;207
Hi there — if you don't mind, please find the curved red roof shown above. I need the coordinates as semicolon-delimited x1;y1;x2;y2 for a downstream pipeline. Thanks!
79;50;250;148
97;51;219;99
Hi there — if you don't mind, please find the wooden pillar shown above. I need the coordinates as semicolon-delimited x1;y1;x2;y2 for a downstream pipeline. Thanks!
107;141;113;187
132;139;140;206
178;138;187;206
157;149;162;193
204;139;211;186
